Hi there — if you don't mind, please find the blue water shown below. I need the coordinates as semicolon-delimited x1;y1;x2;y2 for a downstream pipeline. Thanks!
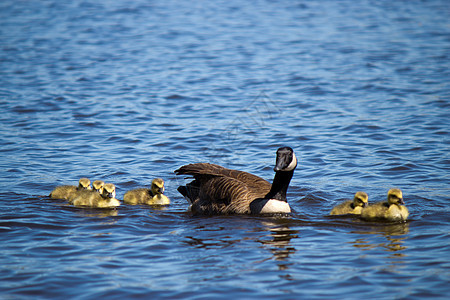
1;0;449;298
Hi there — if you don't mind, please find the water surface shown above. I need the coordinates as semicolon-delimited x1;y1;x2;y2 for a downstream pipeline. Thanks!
0;0;449;299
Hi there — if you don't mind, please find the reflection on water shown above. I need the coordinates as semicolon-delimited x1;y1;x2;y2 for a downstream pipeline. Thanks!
259;220;298;262
146;205;169;211
184;234;237;249
351;222;410;272
261;222;298;278
75;208;119;218
182;217;299;266
351;222;409;251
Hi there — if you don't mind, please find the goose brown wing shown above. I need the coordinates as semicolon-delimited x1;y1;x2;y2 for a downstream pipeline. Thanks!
197;176;266;214
175;163;223;176
175;163;271;191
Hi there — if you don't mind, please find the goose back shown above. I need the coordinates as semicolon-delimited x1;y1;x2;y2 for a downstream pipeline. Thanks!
176;163;271;188
175;163;272;215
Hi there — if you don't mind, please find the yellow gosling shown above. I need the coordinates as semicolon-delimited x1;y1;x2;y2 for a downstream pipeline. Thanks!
49;178;91;200
68;180;104;204
330;191;368;215
361;188;409;222
72;183;120;208
92;180;105;194
123;178;170;205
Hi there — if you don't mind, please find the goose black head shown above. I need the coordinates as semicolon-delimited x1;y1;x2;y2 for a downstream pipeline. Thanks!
274;147;297;172
388;188;404;205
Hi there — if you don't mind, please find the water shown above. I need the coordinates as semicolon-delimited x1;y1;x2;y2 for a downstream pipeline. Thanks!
1;0;449;298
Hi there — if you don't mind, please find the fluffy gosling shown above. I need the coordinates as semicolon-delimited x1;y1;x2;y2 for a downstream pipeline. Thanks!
123;178;170;205
72;183;120;208
330;191;368;215
49;178;91;200
360;188;409;222
92;180;105;194
68;180;104;203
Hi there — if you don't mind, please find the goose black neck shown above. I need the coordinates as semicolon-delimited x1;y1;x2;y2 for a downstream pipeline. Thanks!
265;170;294;201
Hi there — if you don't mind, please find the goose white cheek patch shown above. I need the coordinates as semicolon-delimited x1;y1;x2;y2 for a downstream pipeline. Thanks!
284;153;297;171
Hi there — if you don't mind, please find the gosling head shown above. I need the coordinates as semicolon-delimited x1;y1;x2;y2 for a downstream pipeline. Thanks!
92;180;105;194
274;147;297;172
78;178;92;190
102;183;116;199
151;178;165;195
387;188;404;205
353;191;368;208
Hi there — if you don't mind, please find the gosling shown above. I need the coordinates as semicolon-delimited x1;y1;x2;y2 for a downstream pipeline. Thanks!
72;183;120;208
360;188;409;222
49;178;91;200
68;180;104;204
123;178;170;205
330;191;368;215
92;180;105;194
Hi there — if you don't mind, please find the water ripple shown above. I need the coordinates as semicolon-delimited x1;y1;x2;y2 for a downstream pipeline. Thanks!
0;0;449;298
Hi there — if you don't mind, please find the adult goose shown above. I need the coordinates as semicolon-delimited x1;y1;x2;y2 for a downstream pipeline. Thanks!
175;147;297;215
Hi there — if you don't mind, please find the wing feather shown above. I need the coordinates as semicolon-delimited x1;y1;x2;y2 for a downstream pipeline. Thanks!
175;163;272;215
175;163;271;190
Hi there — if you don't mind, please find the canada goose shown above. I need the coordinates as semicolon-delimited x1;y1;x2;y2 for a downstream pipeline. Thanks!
330;191;368;215
360;188;409;222
72;183;120;208
175;146;297;215
49;178;91;200
68;180;104;203
123;178;170;205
